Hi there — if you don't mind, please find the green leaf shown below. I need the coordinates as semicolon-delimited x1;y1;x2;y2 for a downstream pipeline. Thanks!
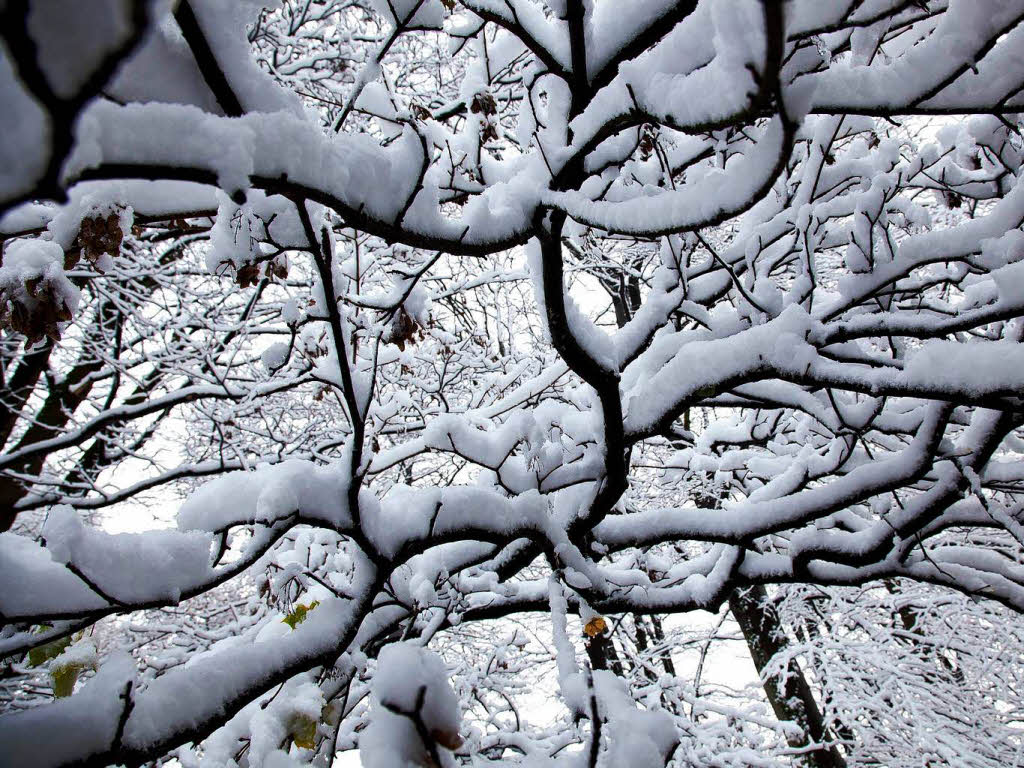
290;713;317;749
282;600;320;629
27;635;71;668
693;384;717;399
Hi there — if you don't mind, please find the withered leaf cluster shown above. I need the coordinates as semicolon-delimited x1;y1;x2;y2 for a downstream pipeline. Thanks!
1;213;127;344
236;256;288;288
470;92;498;143
70;212;124;269
384;307;423;351
0;272;74;345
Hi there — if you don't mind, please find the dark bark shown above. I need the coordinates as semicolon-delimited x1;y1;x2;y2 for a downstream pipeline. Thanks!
585;630;620;673
730;586;846;768
174;0;246;117
0;0;151;213
0;297;123;529
0;339;54;449
600;251;840;764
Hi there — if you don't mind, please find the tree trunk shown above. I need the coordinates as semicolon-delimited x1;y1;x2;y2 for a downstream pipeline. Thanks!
729;586;846;768
0;339;54;449
603;274;843;766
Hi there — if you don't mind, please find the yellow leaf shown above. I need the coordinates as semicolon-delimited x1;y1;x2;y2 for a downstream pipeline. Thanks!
322;701;342;727
584;617;607;638
51;665;81;698
290;713;317;749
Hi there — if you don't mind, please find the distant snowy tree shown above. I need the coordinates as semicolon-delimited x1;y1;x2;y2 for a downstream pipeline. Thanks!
3;1;1024;766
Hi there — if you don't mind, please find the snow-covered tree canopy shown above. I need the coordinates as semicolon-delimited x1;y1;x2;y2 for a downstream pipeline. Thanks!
3;1;1024;766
